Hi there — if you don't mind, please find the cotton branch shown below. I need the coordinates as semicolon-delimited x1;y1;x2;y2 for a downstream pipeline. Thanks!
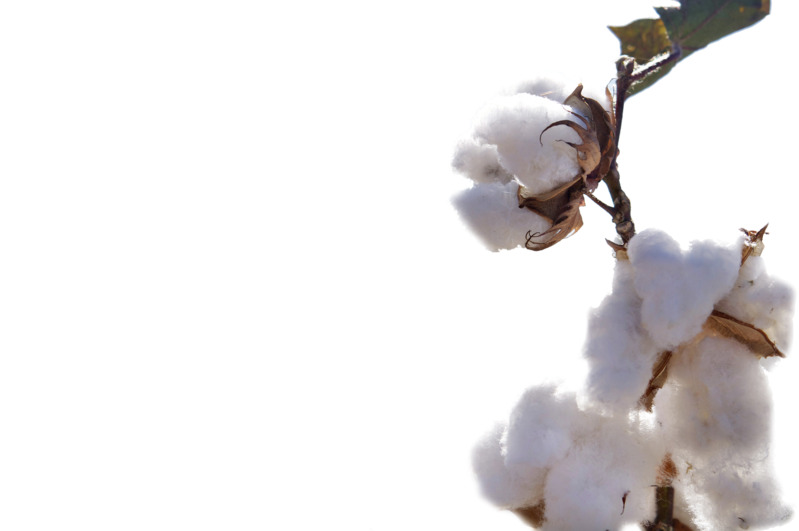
603;48;682;245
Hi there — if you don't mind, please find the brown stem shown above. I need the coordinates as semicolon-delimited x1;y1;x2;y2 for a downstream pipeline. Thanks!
654;486;675;530
605;49;682;247
604;164;635;244
602;58;636;245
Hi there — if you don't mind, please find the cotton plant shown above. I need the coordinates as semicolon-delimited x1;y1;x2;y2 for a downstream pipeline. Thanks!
451;1;791;530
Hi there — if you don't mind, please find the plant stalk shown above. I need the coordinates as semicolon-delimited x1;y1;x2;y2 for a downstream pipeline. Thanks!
605;48;681;246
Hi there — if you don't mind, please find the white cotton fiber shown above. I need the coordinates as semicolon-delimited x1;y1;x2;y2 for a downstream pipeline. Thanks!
668;449;791;531
472;387;588;511
474;383;669;528
678;458;792;531
515;75;611;112
542;414;663;530
472;93;581;195
472;423;545;509
503;386;590;474
582;259;661;413
628;230;741;350
452;137;514;185
451;181;549;251
654;337;791;529
716;255;795;353
515;75;576;104
655;337;771;460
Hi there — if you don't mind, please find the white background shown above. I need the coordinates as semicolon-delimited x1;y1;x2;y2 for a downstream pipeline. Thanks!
1;1;797;529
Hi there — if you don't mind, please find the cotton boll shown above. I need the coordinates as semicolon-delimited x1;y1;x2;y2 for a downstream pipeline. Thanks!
473;93;581;195
656;337;771;461
473;423;545;509
582;259;661;413
542;415;663;530
628;230;740;350
716;255;795;354
451;181;549;251
451;138;514;185
654;337;790;529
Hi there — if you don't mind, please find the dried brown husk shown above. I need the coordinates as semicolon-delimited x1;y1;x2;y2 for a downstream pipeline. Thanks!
512;500;546;528
517;178;585;251
639;350;673;412
740;223;768;265
703;310;784;359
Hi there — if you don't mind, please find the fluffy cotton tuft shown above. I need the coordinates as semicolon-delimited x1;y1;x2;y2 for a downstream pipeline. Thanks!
472;93;580;195
656;337;772;462
472;388;587;511
451;181;549;251
474;386;666;529
503;386;591;473
716;255;795;353
472;423;545;509
543;414;663;530
628;229;741;350
654;336;791;529
515;75;611;113
452;137;514;185
515;75;577;104
582;259;661;413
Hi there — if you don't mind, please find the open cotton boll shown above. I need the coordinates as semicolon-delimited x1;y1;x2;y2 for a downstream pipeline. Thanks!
716;255;795;353
655;337;772;461
451;137;514;185
654;337;790;528
452;181;549;251
628;230;740;350
472;423;545;509
542;415;663;530
582;259;661;413
473;93;581;195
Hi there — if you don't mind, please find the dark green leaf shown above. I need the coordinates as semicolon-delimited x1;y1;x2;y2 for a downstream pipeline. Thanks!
655;0;769;56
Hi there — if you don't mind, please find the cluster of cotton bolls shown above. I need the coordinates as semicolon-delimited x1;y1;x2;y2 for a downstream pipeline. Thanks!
453;75;795;528
451;75;609;251
472;228;794;529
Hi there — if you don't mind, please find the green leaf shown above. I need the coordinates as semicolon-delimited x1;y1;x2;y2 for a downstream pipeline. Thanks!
609;18;671;64
655;0;769;56
610;0;770;95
